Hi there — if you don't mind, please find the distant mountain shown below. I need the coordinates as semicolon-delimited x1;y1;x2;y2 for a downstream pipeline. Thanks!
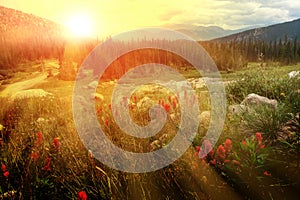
0;6;66;69
0;5;64;35
212;18;300;43
163;23;255;41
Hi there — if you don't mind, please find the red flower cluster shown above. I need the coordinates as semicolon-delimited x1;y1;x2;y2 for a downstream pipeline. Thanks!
241;140;247;146
196;139;238;167
35;131;43;146
1;163;9;178
216;145;226;160
78;191;87;200
97;107;102;114
255;132;265;149
163;104;171;112
264;171;271;176
30;152;39;161
224;139;232;152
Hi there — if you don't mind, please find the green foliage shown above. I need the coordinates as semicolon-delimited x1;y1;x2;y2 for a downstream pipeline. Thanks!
226;68;300;103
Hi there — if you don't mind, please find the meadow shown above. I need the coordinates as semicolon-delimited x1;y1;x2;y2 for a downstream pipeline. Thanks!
0;61;299;199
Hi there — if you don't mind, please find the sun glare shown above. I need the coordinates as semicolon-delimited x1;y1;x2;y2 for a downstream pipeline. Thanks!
66;14;94;37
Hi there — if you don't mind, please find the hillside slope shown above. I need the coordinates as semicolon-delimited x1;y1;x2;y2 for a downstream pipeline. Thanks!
212;18;300;43
0;6;65;69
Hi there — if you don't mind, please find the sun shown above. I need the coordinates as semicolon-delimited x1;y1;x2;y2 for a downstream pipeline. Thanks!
66;14;94;37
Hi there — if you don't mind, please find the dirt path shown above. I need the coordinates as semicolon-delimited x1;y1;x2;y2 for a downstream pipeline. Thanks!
0;72;48;97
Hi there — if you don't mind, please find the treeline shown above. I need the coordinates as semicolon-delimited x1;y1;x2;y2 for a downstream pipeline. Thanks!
0;6;67;70
201;35;300;71
86;38;212;80
0;28;65;69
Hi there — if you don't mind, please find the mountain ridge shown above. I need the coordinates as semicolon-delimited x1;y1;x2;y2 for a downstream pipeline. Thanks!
163;23;256;41
211;18;300;43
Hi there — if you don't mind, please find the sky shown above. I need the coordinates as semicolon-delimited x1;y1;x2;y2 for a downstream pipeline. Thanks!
1;0;300;38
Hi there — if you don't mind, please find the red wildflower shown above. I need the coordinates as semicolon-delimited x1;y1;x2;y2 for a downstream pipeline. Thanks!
241;140;247;146
224;139;232;152
163;104;171;112
264;171;271;176
78;191;88;200
168;96;172;103
105;119;109;126
172;100;177;109
43;157;51;171
3;171;9;178
30;152;39;161
97;107;102;114
224;159;231;163
129;104;134;110
35;131;43;146
217;145;226;160
53;137;60;149
256;132;263;143
1;164;7;172
210;159;216;165
196;146;201;153
255;132;265;148
133;96;137;103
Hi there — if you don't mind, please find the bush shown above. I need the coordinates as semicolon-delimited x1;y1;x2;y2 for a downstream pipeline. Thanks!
241;104;289;140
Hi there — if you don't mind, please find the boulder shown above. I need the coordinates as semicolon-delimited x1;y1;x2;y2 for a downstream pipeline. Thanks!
288;71;300;78
241;93;277;109
199;111;211;129
228;104;246;115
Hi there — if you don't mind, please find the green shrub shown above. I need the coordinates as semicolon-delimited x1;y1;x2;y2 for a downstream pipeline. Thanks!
241;104;289;140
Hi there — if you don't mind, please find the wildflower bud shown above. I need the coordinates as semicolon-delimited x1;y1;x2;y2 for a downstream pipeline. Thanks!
53;137;60;149
3;171;9;178
1;164;7;172
78;191;88;200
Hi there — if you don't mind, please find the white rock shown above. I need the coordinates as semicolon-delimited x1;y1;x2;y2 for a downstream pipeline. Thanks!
241;93;277;109
228;104;246;115
288;71;300;78
199;111;211;129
